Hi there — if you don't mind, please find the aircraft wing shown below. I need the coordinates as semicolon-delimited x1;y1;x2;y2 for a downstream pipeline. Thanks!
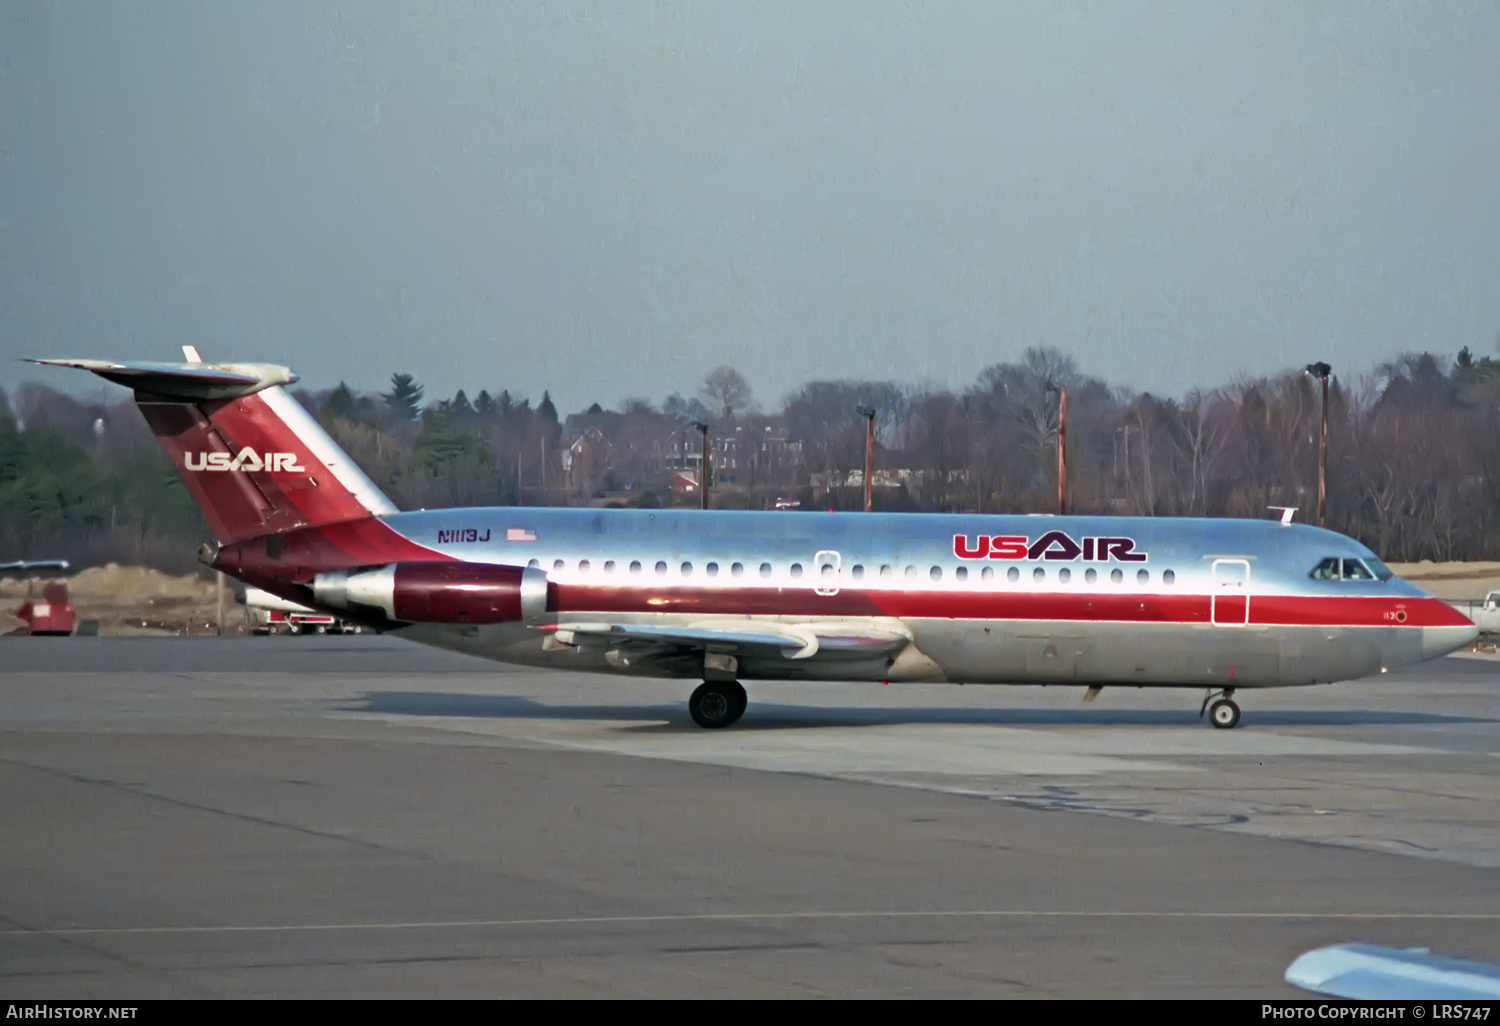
1286;944;1500;999
550;620;911;660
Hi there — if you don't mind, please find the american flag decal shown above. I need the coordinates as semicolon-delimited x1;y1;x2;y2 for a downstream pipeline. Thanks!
506;528;537;542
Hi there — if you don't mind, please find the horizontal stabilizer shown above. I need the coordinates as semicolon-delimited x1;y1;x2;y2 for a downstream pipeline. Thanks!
1286;944;1500;999
27;358;297;400
0;560;70;575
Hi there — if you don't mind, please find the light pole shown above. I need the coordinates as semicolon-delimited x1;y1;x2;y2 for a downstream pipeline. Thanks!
855;405;876;512
691;421;709;510
1046;383;1067;515
1305;362;1331;527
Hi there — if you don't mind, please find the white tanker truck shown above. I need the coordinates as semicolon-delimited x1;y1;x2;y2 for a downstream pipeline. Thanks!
238;586;364;636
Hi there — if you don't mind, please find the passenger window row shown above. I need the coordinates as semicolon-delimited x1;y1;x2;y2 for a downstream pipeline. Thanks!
525;558;1178;587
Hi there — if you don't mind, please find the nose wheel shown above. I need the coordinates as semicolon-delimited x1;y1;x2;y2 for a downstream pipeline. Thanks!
1200;688;1241;729
689;681;747;729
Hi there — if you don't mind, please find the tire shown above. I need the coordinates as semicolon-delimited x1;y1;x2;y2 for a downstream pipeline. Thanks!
1209;699;1241;730
689;681;747;729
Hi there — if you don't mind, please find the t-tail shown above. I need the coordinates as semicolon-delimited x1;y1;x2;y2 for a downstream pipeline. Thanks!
26;349;441;589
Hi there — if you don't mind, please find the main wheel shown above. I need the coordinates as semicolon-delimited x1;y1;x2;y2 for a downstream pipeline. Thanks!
689;681;747;729
1209;698;1241;729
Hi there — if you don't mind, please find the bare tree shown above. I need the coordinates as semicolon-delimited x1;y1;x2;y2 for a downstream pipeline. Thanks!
700;366;756;426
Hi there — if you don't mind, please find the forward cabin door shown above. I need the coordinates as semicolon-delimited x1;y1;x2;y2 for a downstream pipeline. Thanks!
1211;559;1250;626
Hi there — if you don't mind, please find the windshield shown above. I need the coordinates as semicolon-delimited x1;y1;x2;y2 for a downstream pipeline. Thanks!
1309;556;1388;582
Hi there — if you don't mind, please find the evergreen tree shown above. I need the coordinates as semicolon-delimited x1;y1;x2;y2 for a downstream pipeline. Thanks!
382;373;425;420
538;391;559;424
325;382;358;420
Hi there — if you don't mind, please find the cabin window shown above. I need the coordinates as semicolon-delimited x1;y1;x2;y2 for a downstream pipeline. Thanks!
528;559;540;569
578;560;591;572
819;563;834;579
1084;568;1097;584
1061;568;1074;584
604;560;616;573
553;559;565;571
1341;558;1374;581
731;562;744;577
905;565;918;579
955;566;968;581
852;565;865;579
880;565;894;578
630;560;642;574
1365;558;1394;581
706;562;719;577
1007;567;1020;583
790;563;804;579
760;562;773;578
681;562;693;576
1162;569;1175;585
1033;567;1045;582
655;561;668;576
930;566;942;581
1111;568;1124;584
981;566;994;581
1137;569;1150;585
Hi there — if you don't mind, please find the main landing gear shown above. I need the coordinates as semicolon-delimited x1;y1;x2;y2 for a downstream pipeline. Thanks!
1199;688;1241;729
689;680;747;729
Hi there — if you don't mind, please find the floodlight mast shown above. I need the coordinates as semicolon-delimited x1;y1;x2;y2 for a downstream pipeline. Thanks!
691;421;709;510
1305;362;1332;528
855;406;876;512
1046;383;1067;515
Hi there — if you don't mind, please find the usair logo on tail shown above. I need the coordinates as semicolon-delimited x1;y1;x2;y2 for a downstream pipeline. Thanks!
184;449;305;472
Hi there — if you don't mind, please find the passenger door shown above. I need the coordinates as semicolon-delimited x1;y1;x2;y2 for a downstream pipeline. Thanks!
1211;559;1250;626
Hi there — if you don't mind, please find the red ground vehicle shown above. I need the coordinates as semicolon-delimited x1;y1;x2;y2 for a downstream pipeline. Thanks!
17;582;77;636
2;560;77;636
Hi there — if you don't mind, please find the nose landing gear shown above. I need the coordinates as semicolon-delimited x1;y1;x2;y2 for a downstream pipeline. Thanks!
689;681;748;729
1200;687;1241;729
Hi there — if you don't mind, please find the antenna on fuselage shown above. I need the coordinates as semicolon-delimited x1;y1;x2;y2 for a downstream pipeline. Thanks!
1269;506;1297;525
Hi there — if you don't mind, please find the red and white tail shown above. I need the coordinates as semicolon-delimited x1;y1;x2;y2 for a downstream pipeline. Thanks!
29;353;397;546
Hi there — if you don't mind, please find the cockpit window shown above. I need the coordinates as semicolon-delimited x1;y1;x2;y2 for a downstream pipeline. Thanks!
1310;557;1341;581
1310;556;1386;582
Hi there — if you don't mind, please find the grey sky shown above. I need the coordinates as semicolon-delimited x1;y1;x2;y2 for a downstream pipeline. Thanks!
3;2;1498;412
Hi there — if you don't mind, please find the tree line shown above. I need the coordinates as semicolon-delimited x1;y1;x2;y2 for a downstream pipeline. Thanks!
4;344;1500;570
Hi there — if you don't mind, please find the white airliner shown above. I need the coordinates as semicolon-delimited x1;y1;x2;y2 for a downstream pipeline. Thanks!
30;352;1479;729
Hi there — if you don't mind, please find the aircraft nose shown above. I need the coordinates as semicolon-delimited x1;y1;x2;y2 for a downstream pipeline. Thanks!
1422;622;1480;660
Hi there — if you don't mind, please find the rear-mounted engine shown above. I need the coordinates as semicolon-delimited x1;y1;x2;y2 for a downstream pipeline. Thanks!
312;561;551;624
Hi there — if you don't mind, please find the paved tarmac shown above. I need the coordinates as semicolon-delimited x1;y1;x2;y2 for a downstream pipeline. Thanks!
3;635;1499;998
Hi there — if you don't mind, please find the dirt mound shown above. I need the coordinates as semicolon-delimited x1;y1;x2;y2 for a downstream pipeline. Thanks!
68;563;213;603
2;563;232;636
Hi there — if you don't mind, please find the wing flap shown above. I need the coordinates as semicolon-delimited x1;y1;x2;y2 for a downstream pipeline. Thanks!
1286;944;1500;1000
550;620;911;661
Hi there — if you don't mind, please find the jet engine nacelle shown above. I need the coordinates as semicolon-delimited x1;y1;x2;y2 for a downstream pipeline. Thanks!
312;561;551;624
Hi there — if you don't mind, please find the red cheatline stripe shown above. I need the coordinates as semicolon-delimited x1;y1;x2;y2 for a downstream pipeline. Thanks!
545;584;1468;629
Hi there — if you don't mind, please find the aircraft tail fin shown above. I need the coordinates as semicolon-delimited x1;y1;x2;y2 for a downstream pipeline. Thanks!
28;354;397;546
